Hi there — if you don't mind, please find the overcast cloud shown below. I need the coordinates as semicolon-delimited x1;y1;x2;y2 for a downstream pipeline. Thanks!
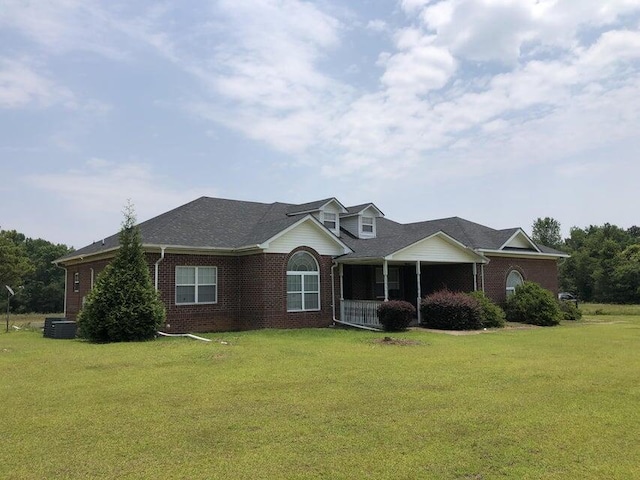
1;0;639;247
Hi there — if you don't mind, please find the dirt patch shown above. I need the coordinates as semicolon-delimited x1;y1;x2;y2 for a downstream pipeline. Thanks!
373;336;424;346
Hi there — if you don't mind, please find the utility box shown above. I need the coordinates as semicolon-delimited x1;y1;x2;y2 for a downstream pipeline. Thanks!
43;318;77;339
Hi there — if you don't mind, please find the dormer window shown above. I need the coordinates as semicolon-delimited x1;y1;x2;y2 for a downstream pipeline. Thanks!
324;213;337;230
362;216;374;235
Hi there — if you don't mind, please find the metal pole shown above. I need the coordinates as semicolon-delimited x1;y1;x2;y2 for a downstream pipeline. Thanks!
6;290;9;333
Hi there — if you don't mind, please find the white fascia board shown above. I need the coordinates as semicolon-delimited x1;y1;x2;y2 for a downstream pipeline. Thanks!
386;231;489;264
478;249;569;259
55;246;121;265
258;214;353;254
500;229;541;252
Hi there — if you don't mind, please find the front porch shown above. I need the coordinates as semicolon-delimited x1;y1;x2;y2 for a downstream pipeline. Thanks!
336;261;484;328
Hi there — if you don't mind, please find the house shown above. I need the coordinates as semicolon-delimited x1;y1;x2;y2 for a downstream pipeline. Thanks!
54;197;567;332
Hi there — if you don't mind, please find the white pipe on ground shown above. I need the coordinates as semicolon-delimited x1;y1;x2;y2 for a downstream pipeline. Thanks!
157;332;212;342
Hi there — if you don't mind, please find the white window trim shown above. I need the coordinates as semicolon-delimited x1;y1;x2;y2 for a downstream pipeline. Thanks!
321;211;339;235
175;266;218;305
361;216;375;237
287;252;321;312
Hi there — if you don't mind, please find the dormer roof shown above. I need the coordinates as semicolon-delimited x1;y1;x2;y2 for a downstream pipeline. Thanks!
342;203;384;217
286;197;348;216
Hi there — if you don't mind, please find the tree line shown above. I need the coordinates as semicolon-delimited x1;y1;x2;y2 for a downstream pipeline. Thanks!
533;217;640;304
0;229;73;313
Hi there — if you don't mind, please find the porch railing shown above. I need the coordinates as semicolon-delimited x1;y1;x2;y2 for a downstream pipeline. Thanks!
340;300;383;328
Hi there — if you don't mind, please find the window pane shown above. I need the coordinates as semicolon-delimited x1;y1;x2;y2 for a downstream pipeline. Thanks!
304;293;319;310
287;293;302;310
198;267;216;285
287;252;318;271
287;274;302;292
198;285;217;303
506;271;523;289
177;267;195;285
304;274;318;292
324;213;337;229
176;286;195;303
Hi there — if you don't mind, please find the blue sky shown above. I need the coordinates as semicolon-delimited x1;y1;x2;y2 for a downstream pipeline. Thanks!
1;0;639;248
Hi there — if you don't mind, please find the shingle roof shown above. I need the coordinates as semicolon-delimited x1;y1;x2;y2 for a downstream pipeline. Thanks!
56;196;565;263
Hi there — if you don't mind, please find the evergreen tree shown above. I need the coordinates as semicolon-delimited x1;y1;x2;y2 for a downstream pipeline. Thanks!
77;203;165;342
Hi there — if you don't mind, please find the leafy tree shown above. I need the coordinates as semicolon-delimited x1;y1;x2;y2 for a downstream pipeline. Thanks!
77;203;165;342
610;245;640;304
560;223;638;302
532;217;563;249
0;230;33;311
12;238;72;313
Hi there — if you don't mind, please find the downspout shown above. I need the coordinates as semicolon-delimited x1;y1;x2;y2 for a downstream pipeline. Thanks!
54;262;67;317
331;262;337;325
154;246;166;291
90;268;94;289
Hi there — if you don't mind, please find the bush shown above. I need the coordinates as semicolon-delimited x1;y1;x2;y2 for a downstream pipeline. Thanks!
469;291;506;328
420;290;483;330
559;300;582;321
505;282;562;326
377;300;416;332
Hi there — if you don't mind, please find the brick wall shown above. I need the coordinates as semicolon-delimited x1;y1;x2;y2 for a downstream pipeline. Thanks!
64;258;112;321
64;248;335;333
483;256;559;304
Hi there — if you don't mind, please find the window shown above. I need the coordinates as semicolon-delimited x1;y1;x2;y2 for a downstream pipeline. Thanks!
506;270;524;297
362;216;374;234
73;272;80;292
287;252;320;311
324;212;337;230
176;266;217;304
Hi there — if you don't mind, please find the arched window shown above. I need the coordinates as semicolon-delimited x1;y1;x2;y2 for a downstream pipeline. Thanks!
287;251;320;311
506;270;524;297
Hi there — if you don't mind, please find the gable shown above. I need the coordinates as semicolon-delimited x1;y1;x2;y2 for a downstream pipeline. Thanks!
387;233;486;263
263;217;349;255
502;230;540;251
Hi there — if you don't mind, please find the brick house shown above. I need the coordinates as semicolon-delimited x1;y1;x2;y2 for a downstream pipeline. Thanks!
54;197;567;332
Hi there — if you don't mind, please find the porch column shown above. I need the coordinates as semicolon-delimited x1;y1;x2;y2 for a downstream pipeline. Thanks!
383;259;389;301
339;264;345;320
473;263;478;291
416;261;421;324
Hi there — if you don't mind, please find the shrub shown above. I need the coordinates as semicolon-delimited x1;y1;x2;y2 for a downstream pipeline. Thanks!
469;291;506;328
377;300;416;332
77;203;165;342
559;300;582;321
505;281;562;326
420;290;483;330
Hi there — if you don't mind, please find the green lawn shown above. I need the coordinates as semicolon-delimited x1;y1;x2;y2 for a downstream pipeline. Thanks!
1;313;639;479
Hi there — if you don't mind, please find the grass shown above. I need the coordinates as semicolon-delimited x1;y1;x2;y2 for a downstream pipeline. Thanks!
1;313;639;479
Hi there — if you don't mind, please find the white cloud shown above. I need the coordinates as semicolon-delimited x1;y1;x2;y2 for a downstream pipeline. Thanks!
26;160;209;245
0;57;74;108
0;0;128;59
